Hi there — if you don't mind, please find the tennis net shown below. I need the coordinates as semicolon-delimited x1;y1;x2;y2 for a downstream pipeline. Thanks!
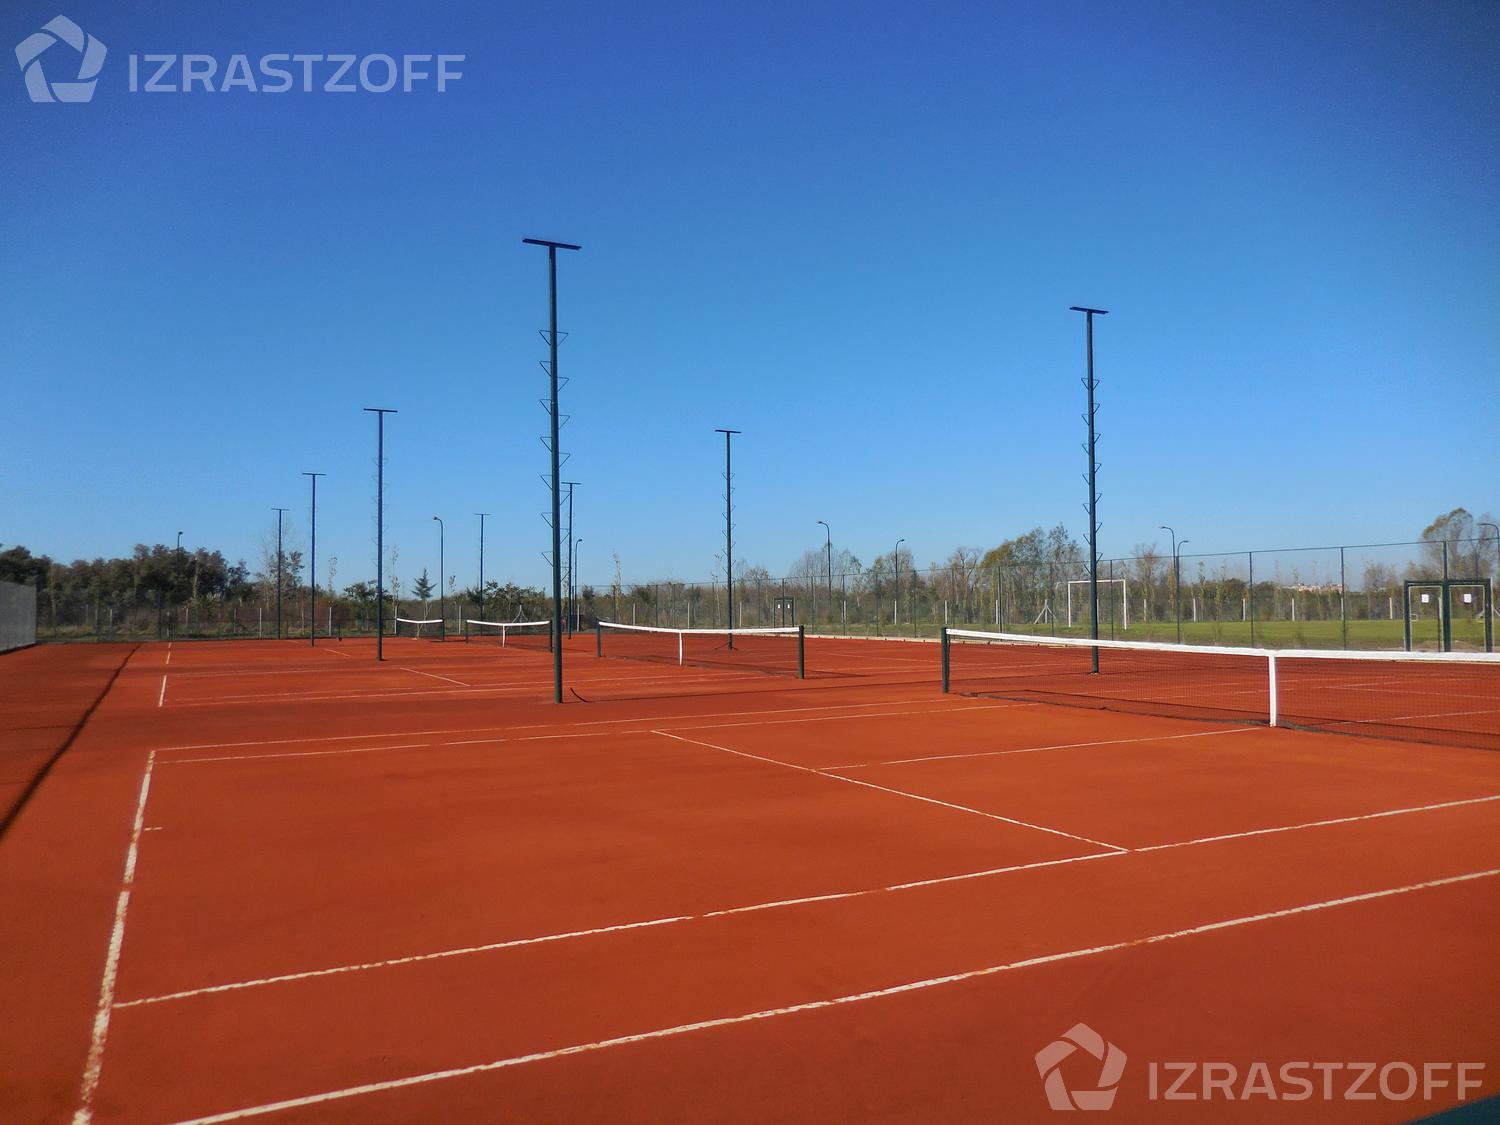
596;622;805;678
394;617;444;639
942;628;1500;751
464;619;553;651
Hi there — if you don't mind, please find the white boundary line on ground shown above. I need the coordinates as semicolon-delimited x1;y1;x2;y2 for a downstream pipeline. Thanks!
398;666;471;688
652;729;1128;852
158;867;1500;1125
74;749;157;1124
1134;794;1500;852
147;697;972;754
113;851;1121;1010
111;788;1500;1011
157;675;167;709
823;725;1259;770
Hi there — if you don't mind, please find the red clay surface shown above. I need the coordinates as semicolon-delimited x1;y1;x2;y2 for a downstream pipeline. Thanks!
1;634;1497;1123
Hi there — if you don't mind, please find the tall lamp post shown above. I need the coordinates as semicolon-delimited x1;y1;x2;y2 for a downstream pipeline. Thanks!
894;537;905;633
363;407;397;661
432;516;445;639
272;508;289;639
304;473;324;646
817;520;832;600
1070;305;1108;672
574;538;583;631
1159;525;1187;643
716;428;739;636
523;236;582;704
476;512;490;621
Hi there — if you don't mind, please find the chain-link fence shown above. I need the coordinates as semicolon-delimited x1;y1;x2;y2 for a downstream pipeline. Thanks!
599;537;1497;653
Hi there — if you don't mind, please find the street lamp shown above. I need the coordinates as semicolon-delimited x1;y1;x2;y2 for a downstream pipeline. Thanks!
1159;525;1186;643
432;516;445;640
574;538;583;631
273;508;289;639
817;520;832;598
895;537;905;632
476;512;490;621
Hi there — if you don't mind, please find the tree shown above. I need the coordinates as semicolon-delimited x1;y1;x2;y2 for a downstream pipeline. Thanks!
413;568;435;608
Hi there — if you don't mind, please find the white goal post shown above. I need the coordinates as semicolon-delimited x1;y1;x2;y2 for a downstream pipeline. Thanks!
1065;578;1128;629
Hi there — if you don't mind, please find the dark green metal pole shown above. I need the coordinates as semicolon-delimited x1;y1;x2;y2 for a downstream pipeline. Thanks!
524;238;581;703
364;408;396;661
1071;306;1107;670
303;474;324;646
272;508;288;639
717;429;739;639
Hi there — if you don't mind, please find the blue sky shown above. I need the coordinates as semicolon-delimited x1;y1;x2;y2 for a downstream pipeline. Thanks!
2;0;1495;591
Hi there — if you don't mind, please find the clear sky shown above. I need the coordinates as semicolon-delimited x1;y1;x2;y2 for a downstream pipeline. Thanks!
3;0;1496;592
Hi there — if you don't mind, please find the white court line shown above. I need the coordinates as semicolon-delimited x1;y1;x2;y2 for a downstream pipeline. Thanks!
161;867;1500;1125
157;675;167;709
74;749;157;1124
166;743;432;765
824;725;1258;771
652;729;1127;853
658;702;1027;734
151;698;952;754
1136;794;1500;852
399;666;471;688
165;643;172;667
160;702;993;765
114;850;1123;1010
115;787;1500;1010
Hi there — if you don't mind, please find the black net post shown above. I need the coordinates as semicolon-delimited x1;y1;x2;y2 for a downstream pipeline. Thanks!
797;625;806;679
941;627;951;692
596;620;602;657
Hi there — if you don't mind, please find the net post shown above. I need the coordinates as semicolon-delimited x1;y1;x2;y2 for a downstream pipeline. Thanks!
797;625;805;679
678;630;684;666
1266;652;1278;727
596;620;602;657
941;628;950;693
1485;579;1494;654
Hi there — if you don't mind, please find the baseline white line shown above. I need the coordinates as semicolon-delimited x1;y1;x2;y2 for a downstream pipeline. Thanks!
824;725;1259;771
660;702;1026;734
116;851;1122;1010
166;743;432;765
163;868;1500;1125
1137;794;1500;852
399;666;471;688
74;749;157;1124
157;675;167;709
151;698;953;754
652;729;1126;852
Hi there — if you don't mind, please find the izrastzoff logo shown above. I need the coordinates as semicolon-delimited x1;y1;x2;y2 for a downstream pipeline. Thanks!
15;14;464;103
1034;1024;1487;1111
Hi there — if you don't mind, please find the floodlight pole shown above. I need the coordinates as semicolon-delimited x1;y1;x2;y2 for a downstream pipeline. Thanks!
574;538;583;631
476;513;490;620
524;237;581;704
563;481;579;638
895;538;905;633
1160;525;1180;643
271;508;289;639
364;407;397;661
303;473;324;646
432;516;445;639
818;520;832;601
1071;306;1107;671
716;429;740;637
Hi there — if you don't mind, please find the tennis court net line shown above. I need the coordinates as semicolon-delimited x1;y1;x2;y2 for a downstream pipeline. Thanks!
941;628;1500;751
463;619;553;650
597;622;805;678
394;617;445;639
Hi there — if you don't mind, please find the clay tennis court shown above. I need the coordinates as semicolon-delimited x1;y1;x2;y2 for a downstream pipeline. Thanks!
3;635;1498;1123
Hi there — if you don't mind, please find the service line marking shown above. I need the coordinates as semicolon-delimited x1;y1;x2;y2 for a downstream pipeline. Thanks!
114;790;1500;1011
160;868;1500;1125
652;729;1127;852
399;667;471;688
75;749;157;1123
157;675;167;709
823;724;1258;770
